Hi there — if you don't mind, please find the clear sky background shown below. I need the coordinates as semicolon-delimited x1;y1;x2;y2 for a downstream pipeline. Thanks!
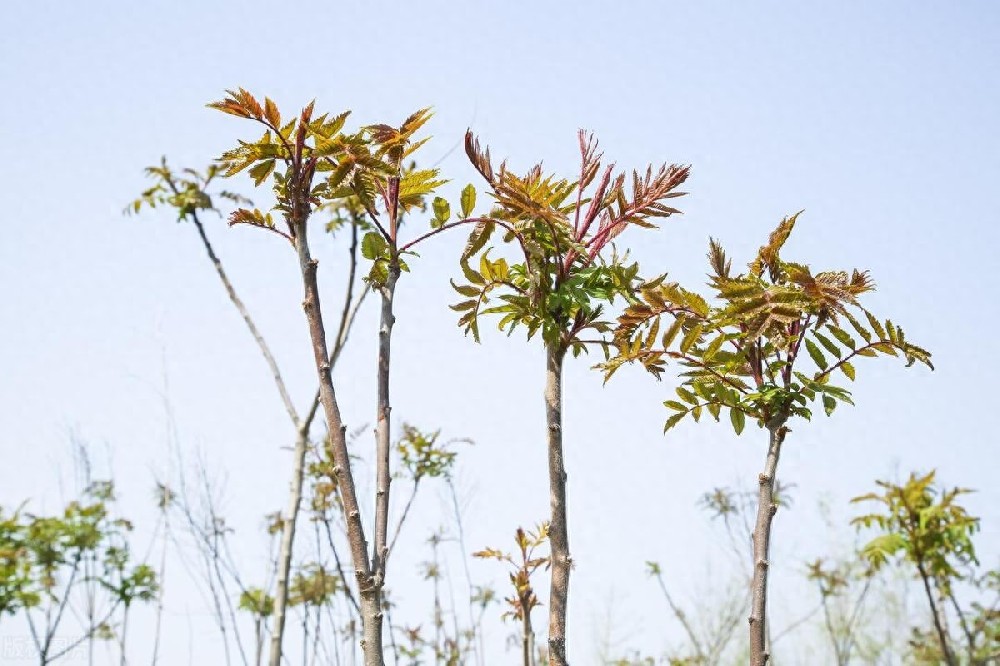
2;1;999;663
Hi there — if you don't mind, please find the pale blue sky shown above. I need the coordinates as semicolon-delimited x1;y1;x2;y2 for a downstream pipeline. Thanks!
2;1;999;662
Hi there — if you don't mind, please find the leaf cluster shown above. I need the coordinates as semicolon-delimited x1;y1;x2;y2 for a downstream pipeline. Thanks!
0;482;158;618
395;424;468;482
288;562;341;607
452;131;689;352
473;523;550;623
603;213;933;433
208;90;448;287
238;586;275;618
851;471;978;587
852;472;1000;663
126;159;250;221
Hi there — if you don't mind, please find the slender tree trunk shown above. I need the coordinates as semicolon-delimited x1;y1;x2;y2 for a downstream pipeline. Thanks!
271;218;361;664
544;343;570;666
915;561;957;666
254;618;263;666
293;223;383;666
371;264;400;645
151;510;168;665
946;587;977;663
120;606;130;666
523;611;535;666
268;425;310;666
749;423;786;666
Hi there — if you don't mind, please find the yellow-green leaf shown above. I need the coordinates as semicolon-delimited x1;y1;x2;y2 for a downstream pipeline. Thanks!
865;311;887;339
450;280;479;298
814;331;842;358
661;316;685;349
676;387;698;405
805;338;828;370
249;159;276;186
460;184;476;218
843;311;872;343
823;395;836;416
730;408;746;435
828;325;856;350
841;362;856;381
432;196;451;225
664;412;685;433
703;333;726;360
680;323;704;354
361;231;388;260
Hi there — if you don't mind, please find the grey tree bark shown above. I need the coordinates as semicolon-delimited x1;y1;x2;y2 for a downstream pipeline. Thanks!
369;261;400;654
545;343;570;666
749;423;786;666
267;218;363;666
293;216;383;666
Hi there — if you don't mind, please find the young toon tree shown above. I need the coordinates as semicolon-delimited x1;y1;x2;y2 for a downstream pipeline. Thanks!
451;131;689;664
129;161;369;666
0;480;158;664
474;523;551;666
852;471;997;665
602;213;932;666
206;89;449;666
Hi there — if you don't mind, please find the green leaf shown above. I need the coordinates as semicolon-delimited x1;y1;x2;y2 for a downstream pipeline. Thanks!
432;197;451;227
249;159;276;186
843;311;873;343
865;311;887;339
814;331;842;358
664;412;685;433
450;280;479;298
461;220;494;262
822;394;836;416
841;362;856;381
828;325;856;350
703;333;726;360
804;338;828;370
676;387;698;405
661;316;685;349
886;320;900;344
462;262;483;285
460;184;476;218
367;260;389;286
680;323;704;355
730;408;746;435
361;231;388;260
663;400;687;411
479;253;493;281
